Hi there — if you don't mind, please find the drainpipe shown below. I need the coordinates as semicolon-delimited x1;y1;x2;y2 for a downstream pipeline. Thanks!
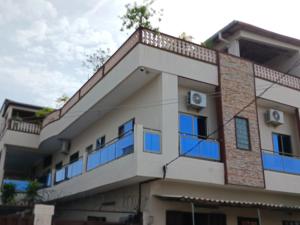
218;32;230;46
191;202;195;225
257;208;262;225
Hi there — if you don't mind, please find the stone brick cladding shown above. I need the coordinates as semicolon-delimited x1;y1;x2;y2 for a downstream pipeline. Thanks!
218;53;265;188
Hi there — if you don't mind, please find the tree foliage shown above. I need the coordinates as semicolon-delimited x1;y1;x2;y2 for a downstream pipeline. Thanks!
120;0;163;32
35;107;54;118
83;48;111;73
1;183;17;205
25;180;42;206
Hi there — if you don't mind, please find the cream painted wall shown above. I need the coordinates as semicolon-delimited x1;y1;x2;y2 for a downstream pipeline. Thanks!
51;74;162;167
256;78;300;109
257;105;300;155
40;44;219;144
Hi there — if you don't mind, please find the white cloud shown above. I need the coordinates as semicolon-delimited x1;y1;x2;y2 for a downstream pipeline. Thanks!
16;17;117;62
0;61;82;107
0;0;57;25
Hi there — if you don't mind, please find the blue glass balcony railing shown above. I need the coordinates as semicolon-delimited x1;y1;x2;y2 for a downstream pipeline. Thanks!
262;150;300;175
179;133;220;161
55;158;83;184
3;179;30;192
87;131;134;171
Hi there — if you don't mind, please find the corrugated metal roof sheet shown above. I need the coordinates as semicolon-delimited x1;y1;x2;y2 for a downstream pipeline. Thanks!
155;195;300;211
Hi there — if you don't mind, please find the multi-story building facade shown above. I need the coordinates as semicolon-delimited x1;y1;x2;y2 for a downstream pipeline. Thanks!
1;21;300;225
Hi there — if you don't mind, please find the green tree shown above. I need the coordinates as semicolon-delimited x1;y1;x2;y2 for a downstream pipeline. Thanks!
35;107;54;118
120;0;163;32
1;183;17;205
83;48;111;73
25;180;42;206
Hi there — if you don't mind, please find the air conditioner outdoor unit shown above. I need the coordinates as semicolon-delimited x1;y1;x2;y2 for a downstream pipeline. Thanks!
265;109;284;126
60;139;70;155
187;90;207;109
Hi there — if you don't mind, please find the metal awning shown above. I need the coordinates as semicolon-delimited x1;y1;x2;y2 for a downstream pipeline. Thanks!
155;195;300;211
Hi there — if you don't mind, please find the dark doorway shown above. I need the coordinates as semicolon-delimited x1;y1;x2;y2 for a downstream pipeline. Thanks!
166;211;226;225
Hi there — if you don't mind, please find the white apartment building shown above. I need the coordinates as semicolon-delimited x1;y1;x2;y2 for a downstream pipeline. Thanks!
0;21;300;225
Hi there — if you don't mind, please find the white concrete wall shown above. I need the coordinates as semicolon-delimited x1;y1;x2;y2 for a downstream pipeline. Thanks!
265;170;300;194
40;44;219;144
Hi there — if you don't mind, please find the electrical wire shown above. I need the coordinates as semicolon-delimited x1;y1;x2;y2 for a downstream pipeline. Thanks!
162;59;300;178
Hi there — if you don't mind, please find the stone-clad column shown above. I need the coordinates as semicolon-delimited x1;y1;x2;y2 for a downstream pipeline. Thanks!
218;53;265;188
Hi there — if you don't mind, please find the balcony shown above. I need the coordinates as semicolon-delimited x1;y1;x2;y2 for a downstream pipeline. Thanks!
8;119;41;134
87;130;134;171
55;158;83;184
179;133;220;161
262;150;300;175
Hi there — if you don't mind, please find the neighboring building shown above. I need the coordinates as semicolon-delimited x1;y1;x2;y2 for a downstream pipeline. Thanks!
1;21;300;225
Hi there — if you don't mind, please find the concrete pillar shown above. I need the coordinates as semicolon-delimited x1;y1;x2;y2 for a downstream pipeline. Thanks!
228;40;240;56
51;167;56;187
161;73;179;169
82;151;88;174
34;204;54;225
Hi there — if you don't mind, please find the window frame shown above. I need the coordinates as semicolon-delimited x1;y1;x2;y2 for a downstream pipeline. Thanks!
69;151;79;163
272;132;293;156
234;116;251;151
96;136;106;149
179;112;208;139
118;118;135;137
143;128;162;154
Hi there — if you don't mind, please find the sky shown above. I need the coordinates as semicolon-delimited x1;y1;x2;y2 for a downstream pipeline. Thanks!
0;0;300;108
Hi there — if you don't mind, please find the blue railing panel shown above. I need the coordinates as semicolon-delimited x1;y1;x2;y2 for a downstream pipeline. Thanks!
100;144;115;164
87;151;101;171
179;134;220;161
67;159;83;179
87;131;134;171
3;179;29;192
55;167;66;183
262;151;300;175
116;132;134;158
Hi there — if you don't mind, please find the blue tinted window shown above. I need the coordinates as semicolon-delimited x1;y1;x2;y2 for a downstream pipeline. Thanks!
235;117;250;150
272;134;280;153
144;132;161;153
179;114;193;134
